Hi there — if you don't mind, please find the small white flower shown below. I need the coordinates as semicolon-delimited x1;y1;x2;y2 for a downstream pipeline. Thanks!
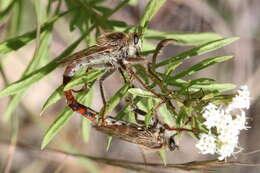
196;133;216;154
215;111;233;132
228;85;250;110
218;129;239;144
202;103;218;115
217;143;236;160
232;110;248;130
196;85;250;160
202;104;223;129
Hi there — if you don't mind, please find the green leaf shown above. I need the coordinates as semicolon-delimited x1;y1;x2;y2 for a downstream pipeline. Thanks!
106;136;113;151
138;0;166;34
145;29;222;45
0;0;18;21
141;39;156;52
156;37;239;67
176;106;188;126
128;88;155;98
4;28;52;121
178;78;215;94
63;70;106;91
168;78;236;92
158;103;175;126
106;0;130;17
3;93;23;121
165;61;182;76
164;61;182;81
144;98;155;127
41;107;73;150
8;0;22;37
0;29;91;98
172;56;233;80
41;91;91;149
0;10;69;55
81;87;94;143
104;83;130;114
81;118;92;144
40;86;63;114
108;20;127;27
158;149;167;166
115;96;142;120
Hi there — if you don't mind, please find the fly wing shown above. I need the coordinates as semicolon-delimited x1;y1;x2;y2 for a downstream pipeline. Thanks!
94;124;162;149
58;45;113;65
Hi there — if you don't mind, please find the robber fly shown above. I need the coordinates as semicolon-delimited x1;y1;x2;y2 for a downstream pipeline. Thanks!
62;32;144;121
93;115;178;151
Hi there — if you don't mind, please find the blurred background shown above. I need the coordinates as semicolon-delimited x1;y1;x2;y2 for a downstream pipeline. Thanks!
0;0;260;172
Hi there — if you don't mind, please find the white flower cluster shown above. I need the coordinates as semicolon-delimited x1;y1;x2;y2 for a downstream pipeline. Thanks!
196;85;250;160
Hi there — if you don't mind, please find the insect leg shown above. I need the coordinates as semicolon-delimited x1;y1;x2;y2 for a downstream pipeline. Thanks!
168;134;179;151
118;67;131;84
161;123;198;133
152;39;176;66
99;68;116;106
132;108;160;129
63;61;98;121
133;108;146;125
64;90;98;120
124;56;147;64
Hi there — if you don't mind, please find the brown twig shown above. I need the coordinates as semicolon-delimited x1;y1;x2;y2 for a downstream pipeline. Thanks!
1;139;259;172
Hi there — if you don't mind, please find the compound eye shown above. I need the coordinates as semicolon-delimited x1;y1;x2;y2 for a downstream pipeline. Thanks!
168;136;178;151
133;34;139;45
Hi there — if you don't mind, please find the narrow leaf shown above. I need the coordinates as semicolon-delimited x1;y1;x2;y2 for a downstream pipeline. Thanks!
168;78;236;92
41;91;91;149
128;88;155;98
106;136;113;151
165;61;182;76
81;87;94;143
172;56;233;80
158;104;175;126
144;98;155;127
41;86;63;114
0;10;69;55
0;0;18;21
158;149;167;166
138;0;166;34
178;78;215;94
156;37;239;67
0;29;91;98
145;29;222;45
63;70;106;91
3;93;23;121
41;107;73;149
4;29;52;120
176;106;188;126
104;83;130;114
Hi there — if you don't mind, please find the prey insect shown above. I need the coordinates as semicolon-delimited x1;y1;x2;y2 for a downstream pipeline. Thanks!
94;110;177;151
62;32;144;121
93;108;196;151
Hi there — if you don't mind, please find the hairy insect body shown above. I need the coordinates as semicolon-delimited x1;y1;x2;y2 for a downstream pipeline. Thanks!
62;32;142;120
94;117;165;150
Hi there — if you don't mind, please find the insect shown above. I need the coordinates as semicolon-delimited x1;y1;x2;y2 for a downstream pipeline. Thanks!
62;32;144;121
61;32;196;151
93;105;198;151
93;113;179;151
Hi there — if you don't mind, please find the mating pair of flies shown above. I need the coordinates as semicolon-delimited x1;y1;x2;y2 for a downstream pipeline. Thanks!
62;31;192;151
